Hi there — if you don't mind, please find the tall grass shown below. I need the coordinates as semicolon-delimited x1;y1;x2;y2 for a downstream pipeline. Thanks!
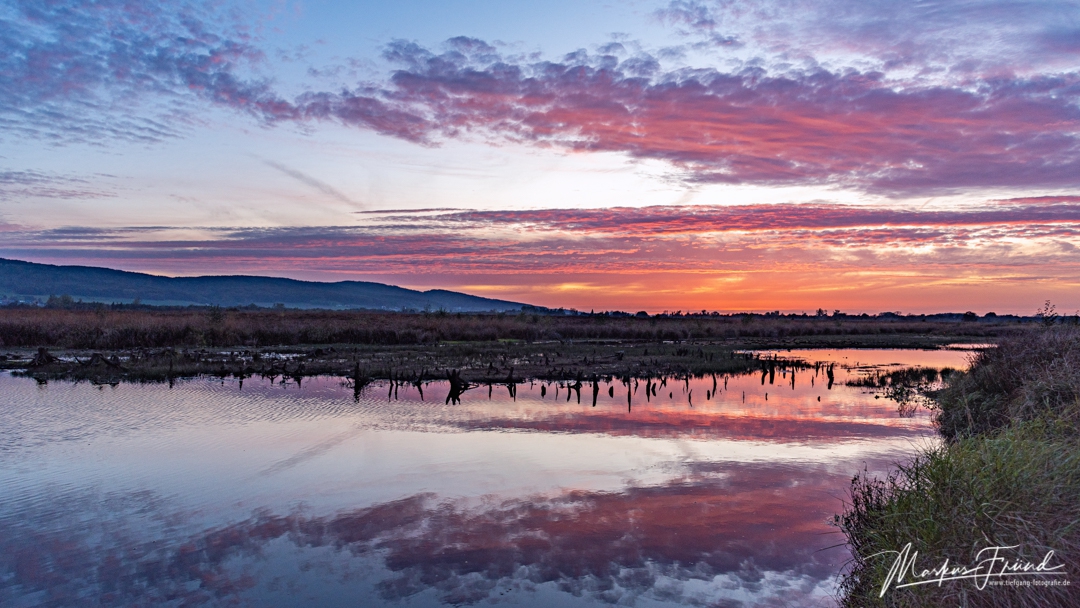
837;327;1080;607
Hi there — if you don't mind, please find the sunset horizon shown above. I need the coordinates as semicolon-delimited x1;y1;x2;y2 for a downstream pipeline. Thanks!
3;0;1079;315
0;253;1063;316
4;4;1079;605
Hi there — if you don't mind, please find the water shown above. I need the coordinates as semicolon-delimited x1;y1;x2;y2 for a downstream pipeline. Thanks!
0;348;975;607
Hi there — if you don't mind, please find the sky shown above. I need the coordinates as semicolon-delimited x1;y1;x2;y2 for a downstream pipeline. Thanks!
2;0;1080;314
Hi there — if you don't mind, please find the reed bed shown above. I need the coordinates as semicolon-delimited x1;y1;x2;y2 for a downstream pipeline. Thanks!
0;308;1008;350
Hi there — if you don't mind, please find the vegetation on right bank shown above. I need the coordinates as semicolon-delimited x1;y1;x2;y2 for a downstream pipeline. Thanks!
837;326;1080;607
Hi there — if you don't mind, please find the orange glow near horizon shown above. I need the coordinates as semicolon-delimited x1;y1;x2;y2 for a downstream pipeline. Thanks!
4;199;1078;314
432;270;1076;315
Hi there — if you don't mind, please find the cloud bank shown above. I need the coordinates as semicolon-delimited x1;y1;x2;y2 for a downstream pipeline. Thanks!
4;1;1080;195
3;199;1078;269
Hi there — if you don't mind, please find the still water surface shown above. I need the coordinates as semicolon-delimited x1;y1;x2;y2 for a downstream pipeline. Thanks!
0;348;975;607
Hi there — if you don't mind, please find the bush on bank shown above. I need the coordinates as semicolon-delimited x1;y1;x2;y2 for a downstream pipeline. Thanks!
935;327;1080;441
837;327;1080;608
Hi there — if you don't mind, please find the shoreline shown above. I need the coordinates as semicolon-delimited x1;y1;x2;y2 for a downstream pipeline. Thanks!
0;308;1011;384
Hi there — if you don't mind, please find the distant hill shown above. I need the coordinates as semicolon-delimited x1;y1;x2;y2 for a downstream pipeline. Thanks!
0;258;525;312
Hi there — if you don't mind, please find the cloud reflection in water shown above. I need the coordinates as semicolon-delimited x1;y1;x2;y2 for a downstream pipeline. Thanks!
1;461;851;606
0;356;952;606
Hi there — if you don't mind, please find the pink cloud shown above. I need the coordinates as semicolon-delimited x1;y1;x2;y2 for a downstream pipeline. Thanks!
318;43;1080;194
6;3;1080;193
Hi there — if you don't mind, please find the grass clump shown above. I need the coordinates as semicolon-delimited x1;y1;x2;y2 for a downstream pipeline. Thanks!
847;366;958;415
837;327;1080;607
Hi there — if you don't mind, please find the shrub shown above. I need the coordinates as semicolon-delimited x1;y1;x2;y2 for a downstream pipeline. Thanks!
935;326;1080;440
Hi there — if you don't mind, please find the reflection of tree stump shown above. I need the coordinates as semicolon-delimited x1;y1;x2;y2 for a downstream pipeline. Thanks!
446;369;471;404
351;363;371;402
413;369;426;401
568;374;582;403
503;367;517;400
